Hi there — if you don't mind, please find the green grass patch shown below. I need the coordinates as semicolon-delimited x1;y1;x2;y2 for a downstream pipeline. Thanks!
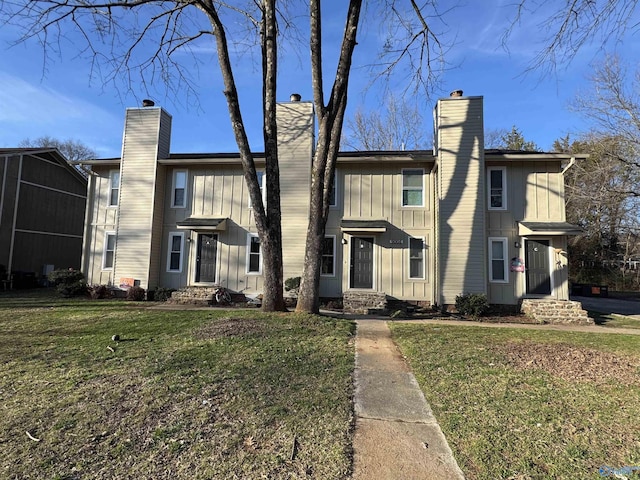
389;323;640;480
0;293;355;479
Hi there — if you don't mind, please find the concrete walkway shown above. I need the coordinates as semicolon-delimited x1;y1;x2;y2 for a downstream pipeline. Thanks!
352;319;465;480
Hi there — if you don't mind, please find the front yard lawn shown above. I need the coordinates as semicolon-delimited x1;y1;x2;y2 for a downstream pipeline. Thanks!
390;323;640;480
0;294;355;479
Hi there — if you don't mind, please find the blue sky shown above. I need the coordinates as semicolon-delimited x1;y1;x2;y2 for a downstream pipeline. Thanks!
0;1;638;158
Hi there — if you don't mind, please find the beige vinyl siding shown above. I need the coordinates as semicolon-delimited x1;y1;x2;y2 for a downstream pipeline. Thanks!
435;96;486;305
113;107;170;290
277;101;313;283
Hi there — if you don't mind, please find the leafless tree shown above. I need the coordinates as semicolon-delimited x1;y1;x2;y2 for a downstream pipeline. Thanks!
342;93;430;151
502;1;640;75
18;136;97;161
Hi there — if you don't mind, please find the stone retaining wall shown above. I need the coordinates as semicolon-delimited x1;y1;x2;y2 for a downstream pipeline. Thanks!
520;299;593;325
343;291;387;314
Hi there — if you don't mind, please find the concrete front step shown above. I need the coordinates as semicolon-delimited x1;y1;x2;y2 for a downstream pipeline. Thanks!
521;299;593;325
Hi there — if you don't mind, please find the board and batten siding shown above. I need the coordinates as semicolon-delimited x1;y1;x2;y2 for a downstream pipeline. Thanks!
112;107;172;290
333;163;433;302
486;161;568;304
434;96;486;305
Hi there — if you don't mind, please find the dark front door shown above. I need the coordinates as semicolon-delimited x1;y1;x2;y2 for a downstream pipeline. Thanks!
526;239;551;295
196;233;217;283
350;237;374;289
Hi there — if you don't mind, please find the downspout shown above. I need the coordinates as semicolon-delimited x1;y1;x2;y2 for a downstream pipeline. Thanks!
560;156;576;175
80;168;96;283
7;154;23;274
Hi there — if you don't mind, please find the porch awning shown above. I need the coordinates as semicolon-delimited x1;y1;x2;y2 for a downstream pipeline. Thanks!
176;217;228;231
340;220;388;233
518;221;584;236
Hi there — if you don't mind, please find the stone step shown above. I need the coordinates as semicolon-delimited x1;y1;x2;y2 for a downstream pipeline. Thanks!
521;299;593;325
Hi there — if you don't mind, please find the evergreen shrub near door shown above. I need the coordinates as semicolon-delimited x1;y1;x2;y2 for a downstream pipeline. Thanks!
455;293;489;318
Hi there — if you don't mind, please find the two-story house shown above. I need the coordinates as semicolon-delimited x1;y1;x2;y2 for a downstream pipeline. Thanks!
79;93;584;312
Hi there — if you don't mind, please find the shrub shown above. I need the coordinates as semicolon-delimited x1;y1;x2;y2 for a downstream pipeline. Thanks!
455;293;489;318
284;277;301;297
153;287;175;302
87;284;112;300
48;268;86;297
126;285;146;301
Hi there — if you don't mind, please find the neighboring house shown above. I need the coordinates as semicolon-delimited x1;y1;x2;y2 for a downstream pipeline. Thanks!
0;148;87;286
79;93;584;308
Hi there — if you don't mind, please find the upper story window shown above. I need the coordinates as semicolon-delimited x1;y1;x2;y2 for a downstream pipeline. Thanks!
167;232;184;272
172;170;187;208
408;237;425;279
489;237;508;283
109;170;120;206
103;232;116;270
321;236;336;276
488;167;507;210
402;169;424;207
249;171;266;208
247;233;262;274
328;170;338;207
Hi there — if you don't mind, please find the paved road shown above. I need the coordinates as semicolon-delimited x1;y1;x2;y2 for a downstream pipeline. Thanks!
572;295;640;318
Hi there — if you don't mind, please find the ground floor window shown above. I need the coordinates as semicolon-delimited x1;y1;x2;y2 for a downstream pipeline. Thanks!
167;232;184;272
489;237;508;283
321;236;335;276
103;232;116;270
247;234;262;274
409;237;425;279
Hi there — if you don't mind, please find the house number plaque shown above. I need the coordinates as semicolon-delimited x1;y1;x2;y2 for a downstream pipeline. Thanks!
389;239;404;244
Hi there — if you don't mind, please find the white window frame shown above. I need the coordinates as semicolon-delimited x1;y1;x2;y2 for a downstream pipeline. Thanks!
489;237;509;283
487;167;507;210
246;233;262;274
321;236;336;277
171;169;188;208
102;231;116;270
248;171;266;208
108;170;120;207
408;236;426;280
401;168;424;207
166;232;185;273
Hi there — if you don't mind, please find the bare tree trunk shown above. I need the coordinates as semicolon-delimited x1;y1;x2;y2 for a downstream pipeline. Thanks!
259;0;286;311
297;0;362;313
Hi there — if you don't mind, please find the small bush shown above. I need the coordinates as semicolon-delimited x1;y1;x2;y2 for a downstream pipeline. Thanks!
284;277;301;297
153;287;175;302
87;284;112;300
455;293;489;318
126;285;146;301
48;269;86;297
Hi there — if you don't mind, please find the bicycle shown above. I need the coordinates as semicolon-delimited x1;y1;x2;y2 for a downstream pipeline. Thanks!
214;284;232;304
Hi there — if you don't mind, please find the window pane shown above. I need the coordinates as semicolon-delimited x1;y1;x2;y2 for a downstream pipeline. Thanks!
490;170;502;188
105;251;114;268
111;171;120;188
491;241;504;259
410;259;422;278
174;188;185;206
403;170;422;187
170;252;180;271
175;171;186;188
403;190;422;206
250;236;261;253
110;188;119;206
249;254;260;272
321;237;334;275
410;238;424;258
171;236;182;252
492;260;505;280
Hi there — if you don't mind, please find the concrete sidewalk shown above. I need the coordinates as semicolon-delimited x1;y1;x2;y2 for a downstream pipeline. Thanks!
352;319;465;480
